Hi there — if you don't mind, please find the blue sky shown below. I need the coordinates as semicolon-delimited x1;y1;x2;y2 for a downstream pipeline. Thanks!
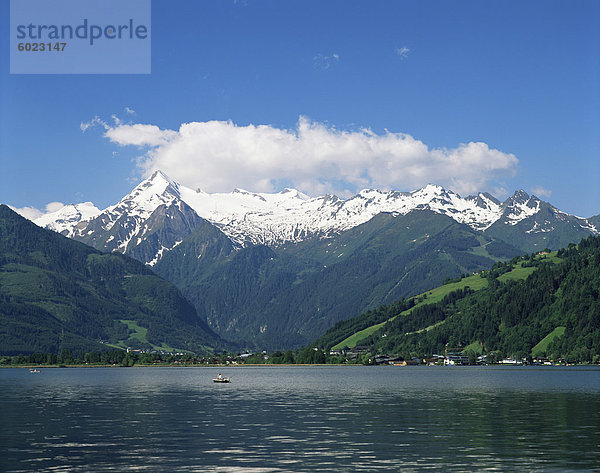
1;0;599;217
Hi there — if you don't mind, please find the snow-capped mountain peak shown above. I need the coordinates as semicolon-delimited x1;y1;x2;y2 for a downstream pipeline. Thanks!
34;202;101;236
90;170;182;234
30;172;516;246
502;190;542;225
30;171;598;264
510;189;531;203
125;170;181;205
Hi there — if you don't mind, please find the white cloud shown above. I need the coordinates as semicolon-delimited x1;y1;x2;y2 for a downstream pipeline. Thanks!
97;116;519;197
396;46;410;59
532;186;552;198
313;53;340;70
80;116;108;133
105;123;177;147
9;201;65;220
9;205;44;220
125;107;136;115
45;201;65;213
492;186;510;199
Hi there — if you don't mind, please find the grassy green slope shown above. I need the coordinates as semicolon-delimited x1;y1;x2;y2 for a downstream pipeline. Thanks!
333;274;489;349
325;251;565;352
532;326;566;357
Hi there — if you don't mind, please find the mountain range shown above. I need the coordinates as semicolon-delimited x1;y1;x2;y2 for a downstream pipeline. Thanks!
23;171;600;349
33;171;599;260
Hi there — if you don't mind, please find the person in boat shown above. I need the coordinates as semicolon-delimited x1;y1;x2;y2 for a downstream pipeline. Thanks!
217;373;223;380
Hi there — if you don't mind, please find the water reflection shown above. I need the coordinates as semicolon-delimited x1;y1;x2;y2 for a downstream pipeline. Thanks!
1;366;599;472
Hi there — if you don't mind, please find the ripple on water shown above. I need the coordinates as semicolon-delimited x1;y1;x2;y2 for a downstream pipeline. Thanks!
1;366;599;472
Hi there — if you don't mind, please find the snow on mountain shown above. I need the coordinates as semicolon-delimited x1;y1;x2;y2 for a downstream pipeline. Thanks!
31;171;598;263
497;190;595;233
501;190;542;225
178;183;504;246
179;186;310;225
34;202;101;236
97;170;181;238
325;185;503;232
64;171;205;264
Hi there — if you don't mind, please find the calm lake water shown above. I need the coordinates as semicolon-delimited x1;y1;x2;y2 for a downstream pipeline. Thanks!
1;366;599;472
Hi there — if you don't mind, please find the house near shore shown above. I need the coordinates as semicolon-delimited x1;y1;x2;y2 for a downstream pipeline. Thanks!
444;352;469;365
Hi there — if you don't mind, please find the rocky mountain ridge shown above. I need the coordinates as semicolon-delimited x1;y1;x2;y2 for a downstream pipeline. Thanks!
32;171;599;265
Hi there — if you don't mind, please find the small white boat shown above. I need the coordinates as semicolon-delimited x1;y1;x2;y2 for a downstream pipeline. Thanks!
29;369;40;373
213;377;230;383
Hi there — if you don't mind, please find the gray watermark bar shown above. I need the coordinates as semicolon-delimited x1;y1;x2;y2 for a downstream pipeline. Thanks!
10;0;151;74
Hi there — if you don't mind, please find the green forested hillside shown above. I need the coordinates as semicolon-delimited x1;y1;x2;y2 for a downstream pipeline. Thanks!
323;273;489;351
314;236;600;362
0;205;222;355
156;210;521;349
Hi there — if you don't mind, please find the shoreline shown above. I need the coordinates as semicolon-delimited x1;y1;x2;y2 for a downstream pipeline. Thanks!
3;363;599;369
2;363;358;369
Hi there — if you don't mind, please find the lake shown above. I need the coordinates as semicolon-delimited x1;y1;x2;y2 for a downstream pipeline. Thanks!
1;366;599;472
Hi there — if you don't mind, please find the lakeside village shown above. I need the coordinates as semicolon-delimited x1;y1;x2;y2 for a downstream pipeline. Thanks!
1;345;590;367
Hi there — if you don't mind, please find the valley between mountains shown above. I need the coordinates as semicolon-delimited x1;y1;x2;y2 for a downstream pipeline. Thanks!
20;171;600;350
